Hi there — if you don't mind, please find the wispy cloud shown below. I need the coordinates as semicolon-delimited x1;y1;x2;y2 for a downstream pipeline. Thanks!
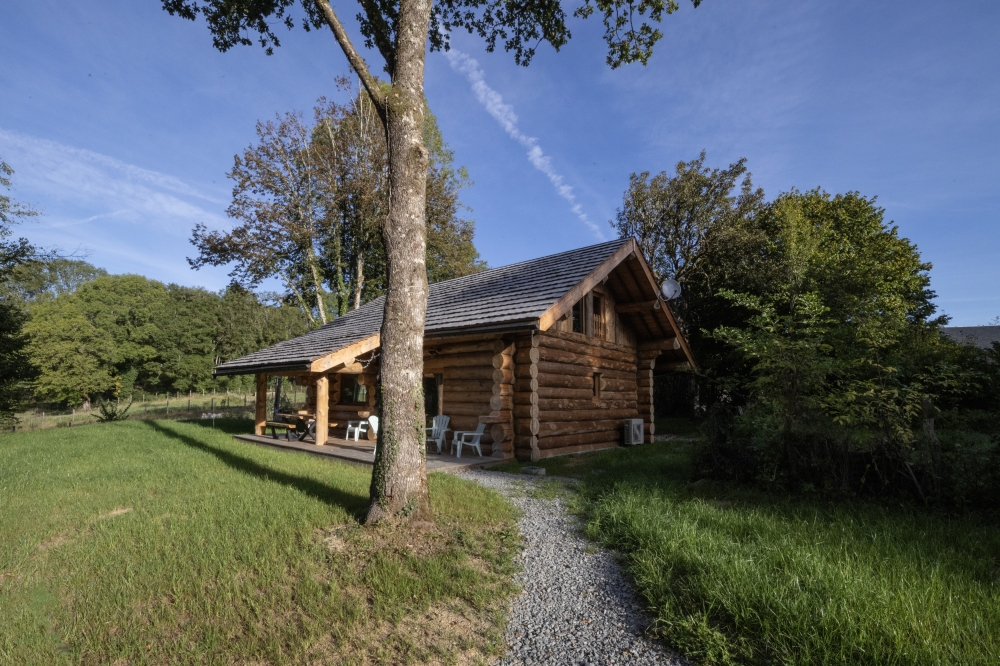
444;50;605;240
0;127;232;286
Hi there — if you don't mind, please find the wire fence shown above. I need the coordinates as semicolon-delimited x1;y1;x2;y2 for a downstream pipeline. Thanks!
5;390;276;434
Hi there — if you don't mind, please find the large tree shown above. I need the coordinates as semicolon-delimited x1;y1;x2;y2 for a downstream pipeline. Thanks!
163;0;703;523
0;159;40;425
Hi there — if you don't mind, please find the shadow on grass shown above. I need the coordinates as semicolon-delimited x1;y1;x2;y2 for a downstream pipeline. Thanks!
146;420;368;520
179;417;256;436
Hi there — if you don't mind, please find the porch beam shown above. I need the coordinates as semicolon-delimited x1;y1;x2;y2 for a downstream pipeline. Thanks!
254;373;267;435
310;334;381;373
315;375;329;445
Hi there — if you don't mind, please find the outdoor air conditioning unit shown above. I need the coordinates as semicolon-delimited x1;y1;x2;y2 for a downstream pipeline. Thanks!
624;419;644;446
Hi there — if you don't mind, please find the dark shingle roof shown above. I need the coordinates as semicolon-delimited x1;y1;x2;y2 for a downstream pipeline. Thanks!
215;238;630;375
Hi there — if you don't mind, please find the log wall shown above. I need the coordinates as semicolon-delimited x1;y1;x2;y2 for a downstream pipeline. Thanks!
424;336;512;456
513;328;639;461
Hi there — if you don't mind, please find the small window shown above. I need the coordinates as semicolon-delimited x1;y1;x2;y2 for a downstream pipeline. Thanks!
593;372;603;398
572;300;583;334
340;374;368;405
593;296;604;339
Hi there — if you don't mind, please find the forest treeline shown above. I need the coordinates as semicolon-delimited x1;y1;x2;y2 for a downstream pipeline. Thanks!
0;85;485;416
618;152;1000;508
8;261;308;406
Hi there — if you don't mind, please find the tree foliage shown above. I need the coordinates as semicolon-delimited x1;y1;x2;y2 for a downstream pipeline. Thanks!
24;273;309;408
0;159;40;425
162;0;701;69
190;90;485;322
615;154;1000;505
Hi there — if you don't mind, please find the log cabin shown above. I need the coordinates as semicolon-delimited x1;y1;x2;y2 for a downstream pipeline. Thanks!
214;238;696;461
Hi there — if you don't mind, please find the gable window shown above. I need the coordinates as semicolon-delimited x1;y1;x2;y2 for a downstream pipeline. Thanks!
340;374;368;405
572;300;583;334
593;295;604;339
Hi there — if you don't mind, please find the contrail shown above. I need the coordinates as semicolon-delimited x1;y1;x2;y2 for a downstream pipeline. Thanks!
444;50;605;240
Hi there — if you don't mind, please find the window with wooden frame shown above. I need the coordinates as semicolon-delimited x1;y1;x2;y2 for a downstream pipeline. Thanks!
593;295;605;339
572;300;584;334
339;374;368;405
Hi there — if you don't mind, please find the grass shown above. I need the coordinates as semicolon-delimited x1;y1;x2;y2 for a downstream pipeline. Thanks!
0;418;520;665
490;442;1000;666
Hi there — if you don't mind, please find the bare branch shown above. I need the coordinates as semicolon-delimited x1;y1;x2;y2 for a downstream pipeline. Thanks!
311;0;387;118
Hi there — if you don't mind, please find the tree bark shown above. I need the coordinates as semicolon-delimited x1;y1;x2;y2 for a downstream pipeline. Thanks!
314;0;434;523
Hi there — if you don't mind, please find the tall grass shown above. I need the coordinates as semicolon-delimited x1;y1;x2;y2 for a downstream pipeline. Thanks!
502;441;1000;666
0;419;519;664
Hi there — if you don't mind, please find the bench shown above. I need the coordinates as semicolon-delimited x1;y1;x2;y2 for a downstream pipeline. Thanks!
265;421;297;441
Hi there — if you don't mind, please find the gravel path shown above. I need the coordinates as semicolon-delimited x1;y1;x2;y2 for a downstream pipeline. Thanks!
460;470;687;666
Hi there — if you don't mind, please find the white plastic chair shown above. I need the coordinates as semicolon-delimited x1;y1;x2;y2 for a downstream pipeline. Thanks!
451;422;485;458
347;415;379;442
425;415;451;454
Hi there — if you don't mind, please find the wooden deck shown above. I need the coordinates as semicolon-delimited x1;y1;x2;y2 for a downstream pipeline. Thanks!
233;433;502;472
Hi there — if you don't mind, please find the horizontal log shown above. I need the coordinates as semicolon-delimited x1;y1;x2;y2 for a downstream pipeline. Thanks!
514;417;540;436
536;346;635;373
535;386;594;400
514;363;539;379
513;390;539;406
535;408;638;422
513;347;541;365
489;395;513;411
536;373;593;390
513;435;538;451
513;404;540;419
536;429;621;450
490;423;512;443
514;378;540;392
604;379;638;392
615;299;661;315
493;383;512;397
443;378;493;392
445;389;494;403
536;397;636;411
537;337;635;366
514;335;541;349
536;419;632;438
427;351;495;369
445;366;495;381
537;360;635;380
541;328;636;359
424;339;505;356
425;332;502;346
445;403;493;417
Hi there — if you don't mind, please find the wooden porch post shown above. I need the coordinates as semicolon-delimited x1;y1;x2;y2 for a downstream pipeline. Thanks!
315;375;329;445
254;373;267;435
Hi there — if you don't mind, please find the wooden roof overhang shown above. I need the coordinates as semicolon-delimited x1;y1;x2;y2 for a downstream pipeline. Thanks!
537;238;696;368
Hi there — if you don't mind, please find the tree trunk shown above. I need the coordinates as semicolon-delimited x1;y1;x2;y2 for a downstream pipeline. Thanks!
353;250;365;310
364;0;433;524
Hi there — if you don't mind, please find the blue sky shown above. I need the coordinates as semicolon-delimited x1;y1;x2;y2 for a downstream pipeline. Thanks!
1;0;997;324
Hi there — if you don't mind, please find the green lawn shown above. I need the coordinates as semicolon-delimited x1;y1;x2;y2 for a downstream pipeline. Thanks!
0;419;519;665
495;442;1000;666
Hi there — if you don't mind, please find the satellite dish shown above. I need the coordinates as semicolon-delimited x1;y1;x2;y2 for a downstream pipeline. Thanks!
660;278;682;300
